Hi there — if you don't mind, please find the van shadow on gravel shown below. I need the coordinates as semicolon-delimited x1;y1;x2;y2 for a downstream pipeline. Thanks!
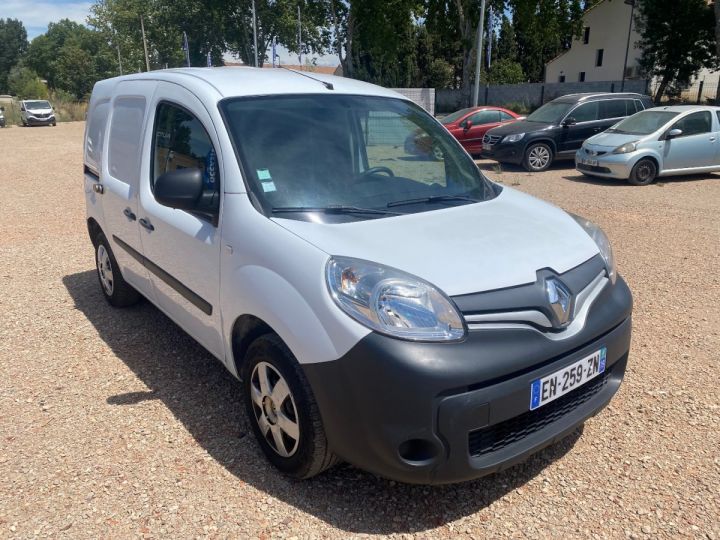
63;269;582;534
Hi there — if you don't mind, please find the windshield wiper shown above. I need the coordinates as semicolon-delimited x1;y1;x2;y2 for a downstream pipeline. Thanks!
386;195;479;208
272;205;402;216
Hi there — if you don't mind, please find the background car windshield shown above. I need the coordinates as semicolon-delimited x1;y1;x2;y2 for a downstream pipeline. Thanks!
221;95;498;222
441;107;474;124
25;101;51;109
609;110;680;135
526;102;573;123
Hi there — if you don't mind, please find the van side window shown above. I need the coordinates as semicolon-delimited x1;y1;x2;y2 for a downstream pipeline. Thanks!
85;101;110;175
109;97;146;185
670;111;712;137
152;102;219;199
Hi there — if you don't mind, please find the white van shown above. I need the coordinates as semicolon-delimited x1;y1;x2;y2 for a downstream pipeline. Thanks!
83;68;632;484
20;99;56;126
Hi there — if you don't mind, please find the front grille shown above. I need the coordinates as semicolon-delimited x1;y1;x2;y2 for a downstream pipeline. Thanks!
577;163;611;174
468;366;612;457
34;113;50;118
483;134;502;145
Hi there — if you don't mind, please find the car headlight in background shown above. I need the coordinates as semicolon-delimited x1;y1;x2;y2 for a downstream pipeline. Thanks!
502;133;525;143
612;141;638;154
571;215;617;284
326;256;466;342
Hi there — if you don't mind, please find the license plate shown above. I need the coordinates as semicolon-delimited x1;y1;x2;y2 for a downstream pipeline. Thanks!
581;158;598;167
530;347;606;410
483;143;492;151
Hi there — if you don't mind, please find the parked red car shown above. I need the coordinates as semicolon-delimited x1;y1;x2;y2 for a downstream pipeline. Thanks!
442;106;522;155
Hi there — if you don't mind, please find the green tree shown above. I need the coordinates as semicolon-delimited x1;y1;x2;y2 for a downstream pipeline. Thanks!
25;19;116;98
510;0;583;82
634;0;718;102
496;15;517;62
487;58;525;84
7;66;49;99
0;19;28;94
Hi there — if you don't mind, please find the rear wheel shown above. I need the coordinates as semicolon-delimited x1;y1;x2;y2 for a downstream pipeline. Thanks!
523;143;553;172
94;232;140;307
242;334;338;479
628;158;657;186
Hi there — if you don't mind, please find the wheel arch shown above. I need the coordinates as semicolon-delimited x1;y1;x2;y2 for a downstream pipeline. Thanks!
87;217;103;246
230;314;276;379
524;138;557;155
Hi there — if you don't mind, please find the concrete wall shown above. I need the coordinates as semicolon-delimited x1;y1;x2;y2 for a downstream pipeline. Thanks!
545;0;642;84
436;79;649;113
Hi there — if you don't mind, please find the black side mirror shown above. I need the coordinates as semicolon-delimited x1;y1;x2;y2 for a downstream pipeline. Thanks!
462;119;473;130
155;168;204;210
562;117;577;126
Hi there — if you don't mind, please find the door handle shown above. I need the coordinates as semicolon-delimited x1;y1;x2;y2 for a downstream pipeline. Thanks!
123;207;136;221
139;218;154;231
710;137;717;142
92;183;104;194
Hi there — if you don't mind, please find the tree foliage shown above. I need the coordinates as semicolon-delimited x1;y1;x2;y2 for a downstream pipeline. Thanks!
7;66;48;99
634;0;718;102
0;19;28;94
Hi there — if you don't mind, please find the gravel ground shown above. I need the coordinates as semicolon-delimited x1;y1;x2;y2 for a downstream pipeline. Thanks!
1;122;719;539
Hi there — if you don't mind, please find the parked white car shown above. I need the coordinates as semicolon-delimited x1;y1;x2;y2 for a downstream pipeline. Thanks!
576;105;720;185
84;68;632;484
20;99;56;126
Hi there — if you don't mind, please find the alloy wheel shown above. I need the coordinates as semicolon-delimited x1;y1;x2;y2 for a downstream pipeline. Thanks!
97;244;114;295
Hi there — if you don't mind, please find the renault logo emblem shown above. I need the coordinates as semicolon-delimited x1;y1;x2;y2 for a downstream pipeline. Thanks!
545;277;573;327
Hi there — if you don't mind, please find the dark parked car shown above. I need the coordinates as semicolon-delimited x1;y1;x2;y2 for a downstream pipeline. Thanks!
482;93;654;172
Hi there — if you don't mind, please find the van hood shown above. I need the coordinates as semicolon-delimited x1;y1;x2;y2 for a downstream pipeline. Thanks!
585;131;641;149
27;108;53;114
271;187;599;296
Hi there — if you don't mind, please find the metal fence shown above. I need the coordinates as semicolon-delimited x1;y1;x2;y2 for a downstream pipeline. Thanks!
391;88;436;115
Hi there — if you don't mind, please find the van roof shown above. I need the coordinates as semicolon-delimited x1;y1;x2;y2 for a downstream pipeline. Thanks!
92;66;405;102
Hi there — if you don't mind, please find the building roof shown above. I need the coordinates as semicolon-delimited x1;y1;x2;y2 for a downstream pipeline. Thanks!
91;67;401;102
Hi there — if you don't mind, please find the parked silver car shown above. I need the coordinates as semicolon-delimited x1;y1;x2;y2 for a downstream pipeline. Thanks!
576;106;720;185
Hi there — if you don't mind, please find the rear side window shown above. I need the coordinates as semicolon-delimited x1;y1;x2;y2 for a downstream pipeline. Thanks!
108;97;146;185
599;100;627;120
85;101;109;175
470;110;501;125
499;111;514;121
716;111;720;127
670;111;712;137
152;102;219;196
570;101;599;123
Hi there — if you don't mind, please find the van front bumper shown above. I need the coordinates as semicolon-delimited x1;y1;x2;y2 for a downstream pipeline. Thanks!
26;115;55;126
303;277;632;484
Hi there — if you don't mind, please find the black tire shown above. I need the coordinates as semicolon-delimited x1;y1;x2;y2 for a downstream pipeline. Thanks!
242;334;338;479
628;158;658;186
94;232;140;307
52;122;57;127
522;142;554;172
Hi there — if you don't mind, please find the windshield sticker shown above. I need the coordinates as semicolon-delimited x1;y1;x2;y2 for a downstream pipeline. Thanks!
257;168;272;180
261;181;276;193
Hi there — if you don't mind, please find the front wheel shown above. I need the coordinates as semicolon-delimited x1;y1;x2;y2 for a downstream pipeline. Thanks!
242;334;338;479
628;158;657;186
523;142;554;172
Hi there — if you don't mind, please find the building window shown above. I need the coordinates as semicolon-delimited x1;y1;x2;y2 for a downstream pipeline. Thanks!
559;74;566;83
579;71;586;82
596;49;604;67
583;27;590;44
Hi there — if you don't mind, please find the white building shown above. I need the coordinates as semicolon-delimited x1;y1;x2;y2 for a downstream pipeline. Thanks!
545;0;641;84
545;0;719;102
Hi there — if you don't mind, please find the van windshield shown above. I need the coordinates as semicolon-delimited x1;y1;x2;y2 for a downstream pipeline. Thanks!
24;100;51;109
220;94;499;222
525;101;573;124
606;110;680;135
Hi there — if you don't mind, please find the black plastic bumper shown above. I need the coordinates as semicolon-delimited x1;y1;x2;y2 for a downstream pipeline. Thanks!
303;277;632;484
26;117;55;125
482;142;524;164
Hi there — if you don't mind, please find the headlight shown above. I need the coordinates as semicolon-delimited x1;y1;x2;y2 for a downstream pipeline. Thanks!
612;141;638;154
571;215;617;284
326;256;466;342
502;133;525;143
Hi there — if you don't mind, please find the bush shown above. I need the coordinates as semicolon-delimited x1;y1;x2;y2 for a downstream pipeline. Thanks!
7;66;48;99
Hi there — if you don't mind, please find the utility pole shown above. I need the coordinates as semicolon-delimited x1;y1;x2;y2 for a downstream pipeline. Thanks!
251;0;258;67
182;31;191;67
140;15;150;72
472;0;487;107
620;0;636;92
298;5;302;67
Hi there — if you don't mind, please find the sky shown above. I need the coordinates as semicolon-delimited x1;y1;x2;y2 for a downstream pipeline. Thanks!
4;0;340;66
